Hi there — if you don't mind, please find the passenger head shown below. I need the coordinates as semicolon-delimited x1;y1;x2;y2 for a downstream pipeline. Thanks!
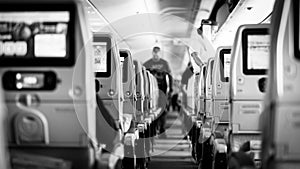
152;46;161;61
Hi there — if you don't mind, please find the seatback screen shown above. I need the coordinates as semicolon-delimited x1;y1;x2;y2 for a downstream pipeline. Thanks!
294;0;300;59
93;36;111;77
0;3;75;66
93;42;107;73
224;54;231;78
220;49;231;82
247;35;270;70
120;51;128;83
242;28;269;75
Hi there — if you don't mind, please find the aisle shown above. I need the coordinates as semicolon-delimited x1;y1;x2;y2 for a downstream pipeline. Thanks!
148;110;198;169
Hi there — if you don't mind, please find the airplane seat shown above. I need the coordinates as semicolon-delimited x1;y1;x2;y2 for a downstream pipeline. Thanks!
204;58;215;121
141;68;151;138
199;58;215;169
120;49;137;133
147;72;155;118
132;60;148;169
200;122;214;169
212;46;232;133
211;46;232;169
133;61;145;123
185;73;196;142
146;68;169;134
119;49;138;169
150;73;161;116
93;33;124;168
193;72;202;147
148;68;169;112
191;64;207;164
144;71;153;148
0;86;10;169
261;0;300;168
148;73;160;139
0;0;99;168
194;72;201;116
151;74;160;117
229;24;270;168
180;74;193;120
186;74;196;115
142;67;150;119
183;74;199;161
200;65;207;116
142;69;152;160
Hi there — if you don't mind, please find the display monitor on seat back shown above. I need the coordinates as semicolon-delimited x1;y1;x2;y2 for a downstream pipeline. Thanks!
295;0;300;60
0;3;76;67
93;36;111;78
219;49;231;83
242;29;270;75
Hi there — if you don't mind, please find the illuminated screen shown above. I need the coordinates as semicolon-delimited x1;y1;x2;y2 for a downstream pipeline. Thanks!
34;34;66;57
224;54;231;78
0;2;75;67
298;2;300;55
219;49;231;82
93;34;111;77
247;35;270;70
93;42;107;73
0;12;69;57
294;0;300;59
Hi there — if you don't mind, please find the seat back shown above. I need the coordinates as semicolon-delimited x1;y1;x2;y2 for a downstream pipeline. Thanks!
229;24;270;152
94;33;123;124
186;74;195;113
152;75;160;111
213;47;232;100
205;58;215;117
194;73;201;115
120;49;136;131
200;65;207;115
93;33;124;153
146;71;153;111
262;0;300;168
212;46;232;130
133;60;145;122
0;87;9;169
0;1;97;168
148;72;156;112
142;67;150;117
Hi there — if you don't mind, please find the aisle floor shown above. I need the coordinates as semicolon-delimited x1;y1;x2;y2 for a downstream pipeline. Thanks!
148;110;198;169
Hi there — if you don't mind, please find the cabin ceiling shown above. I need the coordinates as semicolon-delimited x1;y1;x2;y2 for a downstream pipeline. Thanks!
86;0;216;76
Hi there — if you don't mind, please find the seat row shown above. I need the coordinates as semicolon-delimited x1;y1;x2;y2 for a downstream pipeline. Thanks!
0;0;163;169
181;0;300;168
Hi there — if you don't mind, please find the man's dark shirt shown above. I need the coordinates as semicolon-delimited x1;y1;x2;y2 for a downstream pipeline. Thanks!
143;58;172;93
143;58;171;74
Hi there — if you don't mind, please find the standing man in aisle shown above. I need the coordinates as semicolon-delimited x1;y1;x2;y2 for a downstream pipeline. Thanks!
144;46;172;137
